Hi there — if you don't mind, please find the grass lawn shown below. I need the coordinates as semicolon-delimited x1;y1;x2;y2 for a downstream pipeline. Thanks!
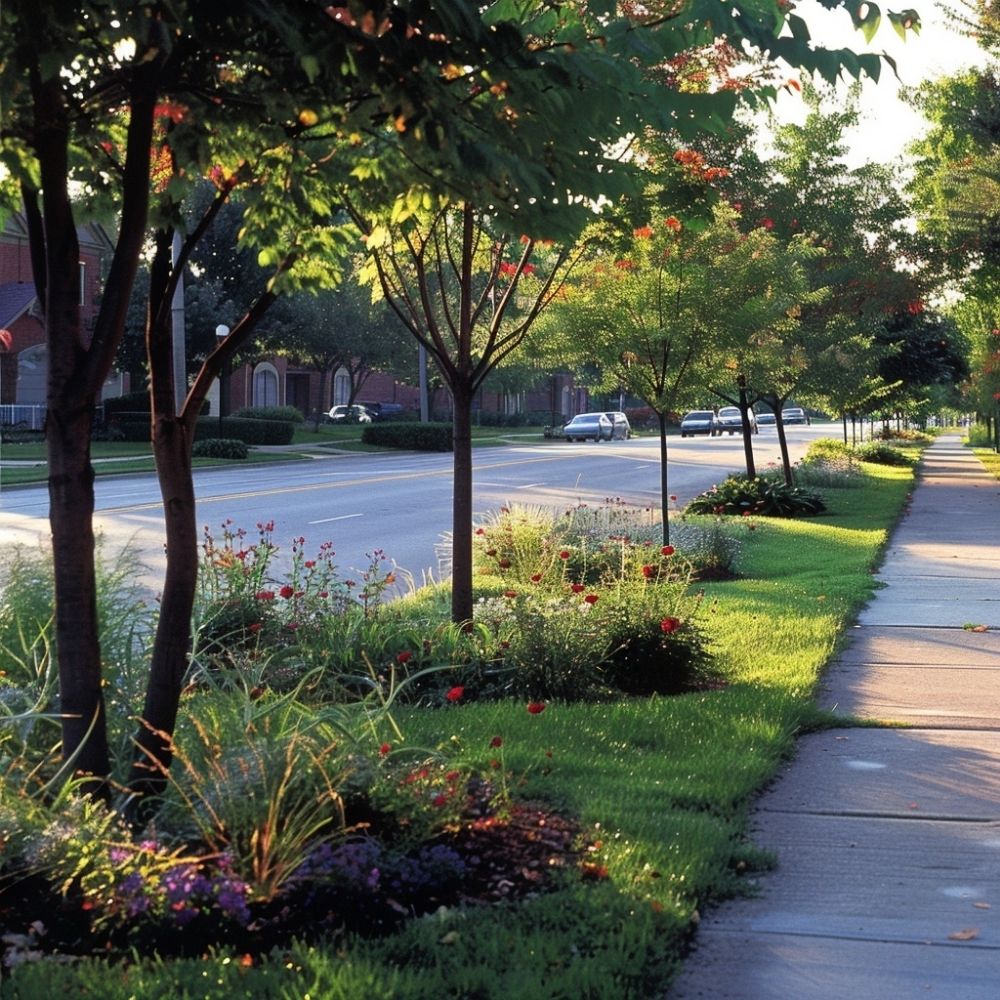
4;459;916;999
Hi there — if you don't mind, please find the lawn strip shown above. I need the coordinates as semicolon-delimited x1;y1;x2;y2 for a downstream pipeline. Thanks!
5;462;915;999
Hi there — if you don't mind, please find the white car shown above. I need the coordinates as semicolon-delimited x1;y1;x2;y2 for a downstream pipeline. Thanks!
327;404;372;423
717;406;758;435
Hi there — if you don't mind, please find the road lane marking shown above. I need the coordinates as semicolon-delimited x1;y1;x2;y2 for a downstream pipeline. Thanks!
90;452;661;516
309;513;365;525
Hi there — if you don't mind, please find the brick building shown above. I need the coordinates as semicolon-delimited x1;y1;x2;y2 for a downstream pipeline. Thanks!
0;214;116;417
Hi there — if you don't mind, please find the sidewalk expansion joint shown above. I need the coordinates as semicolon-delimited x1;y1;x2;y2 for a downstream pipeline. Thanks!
698;926;1000;950
760;808;999;824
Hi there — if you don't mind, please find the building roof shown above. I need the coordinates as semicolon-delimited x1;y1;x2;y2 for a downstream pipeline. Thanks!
0;282;38;328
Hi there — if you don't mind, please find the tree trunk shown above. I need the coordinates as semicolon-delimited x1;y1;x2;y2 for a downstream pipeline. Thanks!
657;410;671;546
128;415;198;801
737;377;756;479
451;383;475;624
774;414;793;486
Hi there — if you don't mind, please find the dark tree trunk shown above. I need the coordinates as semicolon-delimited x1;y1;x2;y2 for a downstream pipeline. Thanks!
34;73;111;790
657;409;670;546
451;382;475;624
128;415;198;801
737;377;756;479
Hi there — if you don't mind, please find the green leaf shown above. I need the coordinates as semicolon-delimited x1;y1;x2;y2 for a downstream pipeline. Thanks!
850;1;882;44
888;9;921;40
300;54;320;83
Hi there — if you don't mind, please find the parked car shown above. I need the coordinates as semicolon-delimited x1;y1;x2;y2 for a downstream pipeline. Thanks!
781;407;808;425
756;409;776;426
357;401;406;420
327;404;373;423
679;410;719;437
603;411;632;439
717;406;758;435
563;412;613;441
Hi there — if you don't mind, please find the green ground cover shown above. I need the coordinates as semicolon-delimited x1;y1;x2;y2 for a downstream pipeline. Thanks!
2;461;915;999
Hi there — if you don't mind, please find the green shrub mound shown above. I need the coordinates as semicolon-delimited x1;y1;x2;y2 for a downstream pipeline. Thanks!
232;405;305;423
854;442;915;466
686;475;826;517
363;422;453;451
192;438;249;460
196;416;295;445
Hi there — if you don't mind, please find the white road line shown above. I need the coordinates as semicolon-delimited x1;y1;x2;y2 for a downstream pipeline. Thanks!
515;482;545;489
308;512;365;525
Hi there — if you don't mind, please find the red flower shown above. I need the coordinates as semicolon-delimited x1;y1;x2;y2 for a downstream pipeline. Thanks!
614;258;635;270
664;216;682;232
304;560;316;568
669;495;677;502
641;565;655;579
431;794;448;808
583;594;599;604
485;548;497;557
379;742;391;756
475;527;486;535
760;217;774;230
522;263;536;276
446;686;465;702
530;573;543;583
660;617;681;634
255;590;275;601
279;584;294;599
504;590;518;598
446;770;461;782
248;622;263;634
559;550;571;560
490;736;503;748
571;583;585;594
661;545;675;556
498;558;512;569
633;225;653;239
396;650;413;664
527;701;546;715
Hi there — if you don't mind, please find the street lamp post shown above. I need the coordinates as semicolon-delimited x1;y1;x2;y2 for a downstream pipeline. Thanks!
216;324;230;438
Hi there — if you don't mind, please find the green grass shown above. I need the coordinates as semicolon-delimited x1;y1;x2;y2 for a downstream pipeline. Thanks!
973;446;1000;481
4;462;916;999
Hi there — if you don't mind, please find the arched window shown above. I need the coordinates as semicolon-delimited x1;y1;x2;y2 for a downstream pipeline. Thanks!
333;367;351;406
253;363;279;407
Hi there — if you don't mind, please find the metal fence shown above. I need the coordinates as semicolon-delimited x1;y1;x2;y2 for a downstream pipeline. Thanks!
0;404;46;429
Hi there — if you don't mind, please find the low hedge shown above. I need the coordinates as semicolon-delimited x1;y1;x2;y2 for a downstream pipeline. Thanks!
231;405;304;424
116;417;295;445
362;421;453;451
192;438;249;459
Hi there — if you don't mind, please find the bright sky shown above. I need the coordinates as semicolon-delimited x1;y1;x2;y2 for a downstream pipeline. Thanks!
770;0;988;165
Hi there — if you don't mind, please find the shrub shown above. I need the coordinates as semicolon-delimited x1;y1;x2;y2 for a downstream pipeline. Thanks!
685;475;826;517
362;422;453;451
793;456;865;489
854;442;914;466
192;438;249;460
194;416;295;445
232;405;304;424
803;437;851;463
872;426;931;443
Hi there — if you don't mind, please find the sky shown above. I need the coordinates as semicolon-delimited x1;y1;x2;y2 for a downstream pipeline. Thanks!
770;0;989;165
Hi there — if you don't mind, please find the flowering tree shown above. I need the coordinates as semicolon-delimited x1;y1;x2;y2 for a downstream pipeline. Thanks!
0;0;921;791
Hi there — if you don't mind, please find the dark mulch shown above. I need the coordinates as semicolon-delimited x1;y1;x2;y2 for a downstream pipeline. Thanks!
1;802;587;969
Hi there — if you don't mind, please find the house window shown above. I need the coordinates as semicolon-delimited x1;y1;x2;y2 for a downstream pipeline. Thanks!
333;367;351;406
253;364;279;407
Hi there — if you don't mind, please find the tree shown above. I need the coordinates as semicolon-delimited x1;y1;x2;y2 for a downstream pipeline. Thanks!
262;276;411;428
0;0;922;790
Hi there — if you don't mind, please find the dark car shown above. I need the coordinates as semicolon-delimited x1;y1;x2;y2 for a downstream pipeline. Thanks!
781;407;808;425
679;410;719;437
717;406;757;435
563;412;613;441
756;409;776;426
603;411;632;440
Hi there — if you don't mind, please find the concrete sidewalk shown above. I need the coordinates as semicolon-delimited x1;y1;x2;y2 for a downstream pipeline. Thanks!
671;435;1000;999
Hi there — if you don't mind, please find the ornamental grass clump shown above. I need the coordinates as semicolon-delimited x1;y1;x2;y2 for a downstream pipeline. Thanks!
685;475;826;517
853;441;915;466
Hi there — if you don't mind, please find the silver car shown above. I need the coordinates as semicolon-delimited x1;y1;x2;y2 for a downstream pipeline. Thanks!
679;410;719;437
717;406;758;435
563;412;613;441
603;411;632;440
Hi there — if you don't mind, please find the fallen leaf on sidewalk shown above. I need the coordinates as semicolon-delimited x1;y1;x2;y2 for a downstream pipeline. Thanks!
974;902;992;910
948;928;980;941
971;625;989;633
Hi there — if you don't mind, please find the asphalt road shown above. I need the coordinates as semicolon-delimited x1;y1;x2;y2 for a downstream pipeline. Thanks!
0;423;834;591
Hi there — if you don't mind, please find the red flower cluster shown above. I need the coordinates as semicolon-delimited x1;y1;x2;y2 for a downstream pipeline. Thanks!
583;594;599;605
396;650;413;664
446;686;464;702
527;702;546;715
660;617;681;634
633;225;653;239
664;216;682;232
661;545;675;556
571;583;585;594
641;565;655;579
279;584;295;599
